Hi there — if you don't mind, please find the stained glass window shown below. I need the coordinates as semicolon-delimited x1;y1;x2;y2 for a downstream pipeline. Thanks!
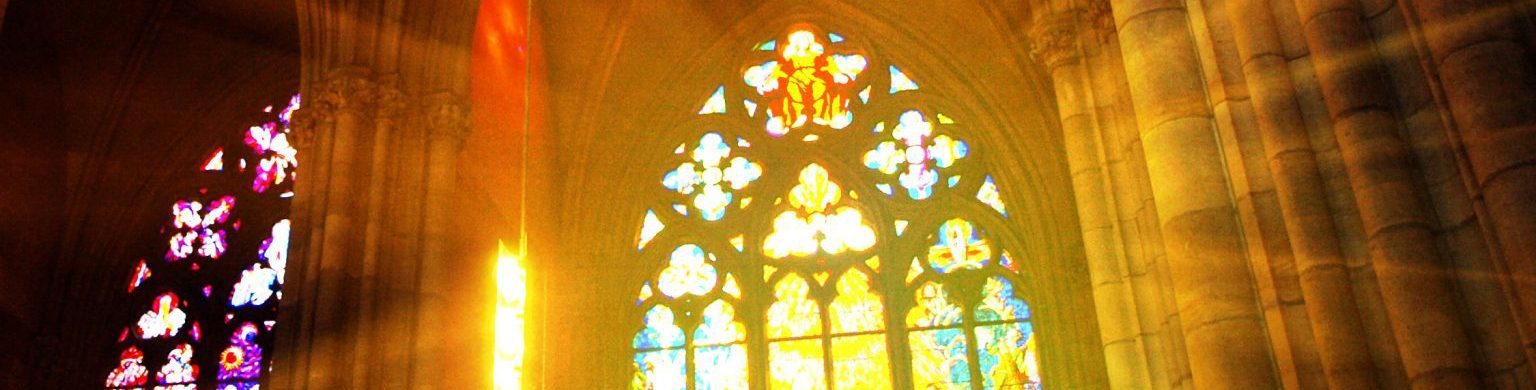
630;26;1041;389
105;94;299;389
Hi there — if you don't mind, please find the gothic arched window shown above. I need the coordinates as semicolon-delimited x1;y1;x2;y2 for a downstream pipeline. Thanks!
105;95;300;390
630;26;1040;390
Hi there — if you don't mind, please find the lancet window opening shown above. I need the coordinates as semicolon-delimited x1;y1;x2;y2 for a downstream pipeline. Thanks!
630;25;1041;390
105;95;300;390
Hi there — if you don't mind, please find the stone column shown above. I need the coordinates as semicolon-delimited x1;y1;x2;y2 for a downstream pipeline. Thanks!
275;89;333;390
1403;0;1536;373
414;92;471;388
309;67;377;388
1030;10;1153;390
1290;0;1482;386
1221;0;1379;387
1081;3;1191;386
275;1;478;388
351;76;404;385
1108;0;1280;386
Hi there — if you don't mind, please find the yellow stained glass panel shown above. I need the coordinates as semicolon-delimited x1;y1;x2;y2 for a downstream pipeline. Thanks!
767;274;821;338
831;334;891;389
769;339;827;390
829;270;884;334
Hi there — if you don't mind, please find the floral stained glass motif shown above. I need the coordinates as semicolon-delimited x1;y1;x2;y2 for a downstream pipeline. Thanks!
106;94;299;389
260;219;291;285
156;343;199;386
763;164;876;259
106;346;150;387
138;293;188;339
245;95;300;194
229;263;277;307
694;301;748;390
862;110;969;199
632;305;686;390
743;30;867;136
657;244;720;298
662;133;763;221
217;323;263;381
166;196;237;261
927;219;992;273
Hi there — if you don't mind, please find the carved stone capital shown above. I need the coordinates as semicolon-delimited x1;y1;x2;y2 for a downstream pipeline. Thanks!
320;67;377;114
375;74;408;121
1028;10;1084;70
1085;0;1116;42
288;106;327;149
422;92;471;144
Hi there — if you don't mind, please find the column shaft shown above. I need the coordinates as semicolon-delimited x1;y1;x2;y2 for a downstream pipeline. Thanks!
1403;0;1536;375
1291;0;1482;385
1224;0;1380;387
1109;0;1281;386
1033;14;1155;388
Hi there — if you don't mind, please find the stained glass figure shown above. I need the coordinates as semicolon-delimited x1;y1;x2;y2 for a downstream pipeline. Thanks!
926;219;992;273
974;277;1038;389
743;30;867;136
217;323;262;381
909;328;970;389
106;346;150;388
862;110;968;199
629;25;1046;389
657;244;719;298
662;133;763;221
166;196;236;261
763;164;875;258
137;293;188;339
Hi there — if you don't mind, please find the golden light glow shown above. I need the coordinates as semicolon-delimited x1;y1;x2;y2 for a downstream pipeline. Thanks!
494;241;526;390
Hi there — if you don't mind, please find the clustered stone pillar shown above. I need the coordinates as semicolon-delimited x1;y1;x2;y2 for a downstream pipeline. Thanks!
1029;10;1154;390
1080;2;1194;386
1220;0;1379;387
1037;0;1536;385
414;92;472;386
273;1;477;388
1107;0;1281;386
1404;0;1536;374
1290;0;1483;386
